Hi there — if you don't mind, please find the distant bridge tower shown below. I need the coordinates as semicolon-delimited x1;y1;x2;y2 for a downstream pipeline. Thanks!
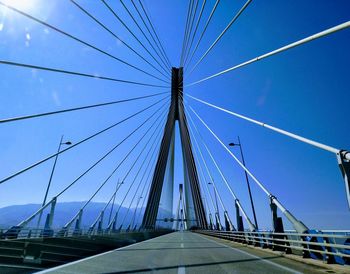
142;68;208;229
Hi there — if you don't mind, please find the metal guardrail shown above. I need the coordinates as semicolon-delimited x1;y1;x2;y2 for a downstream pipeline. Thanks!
197;230;350;265
0;226;172;270
0;226;157;240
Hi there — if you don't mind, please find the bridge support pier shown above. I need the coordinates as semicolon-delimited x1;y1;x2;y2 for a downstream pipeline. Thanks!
41;197;56;237
235;202;247;243
40;198;56;237
337;150;350;208
270;198;291;253
224;211;235;231
215;212;223;231
209;213;214;230
73;210;83;236
270;198;284;233
97;211;104;234
235;203;244;232
270;196;308;234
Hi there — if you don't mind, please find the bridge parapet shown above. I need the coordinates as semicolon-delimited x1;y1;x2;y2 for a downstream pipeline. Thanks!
197;229;350;266
0;228;172;270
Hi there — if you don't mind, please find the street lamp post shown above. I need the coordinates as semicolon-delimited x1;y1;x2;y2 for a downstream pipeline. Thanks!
36;135;72;229
229;136;259;230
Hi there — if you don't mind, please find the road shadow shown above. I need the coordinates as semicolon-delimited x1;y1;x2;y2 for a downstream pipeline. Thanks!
102;255;283;273
119;246;227;251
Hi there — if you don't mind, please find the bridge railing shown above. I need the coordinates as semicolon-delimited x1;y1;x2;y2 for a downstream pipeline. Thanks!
0;226;154;240
197;230;350;265
0;226;172;269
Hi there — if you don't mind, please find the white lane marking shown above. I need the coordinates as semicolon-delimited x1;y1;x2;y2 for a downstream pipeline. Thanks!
177;266;186;274
178;232;185;274
36;233;174;274
196;233;302;274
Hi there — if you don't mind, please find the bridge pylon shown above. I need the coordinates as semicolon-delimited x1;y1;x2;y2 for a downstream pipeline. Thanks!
142;67;208;230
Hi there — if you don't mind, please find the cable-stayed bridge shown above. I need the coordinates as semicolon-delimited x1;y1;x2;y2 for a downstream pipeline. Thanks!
0;0;349;273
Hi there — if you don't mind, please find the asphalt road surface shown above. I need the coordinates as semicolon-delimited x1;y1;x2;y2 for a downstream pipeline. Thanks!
39;231;338;274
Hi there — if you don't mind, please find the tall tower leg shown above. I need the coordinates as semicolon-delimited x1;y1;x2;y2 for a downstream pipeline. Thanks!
142;68;207;229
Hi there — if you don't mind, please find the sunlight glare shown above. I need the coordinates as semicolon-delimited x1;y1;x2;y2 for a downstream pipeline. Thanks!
2;0;37;11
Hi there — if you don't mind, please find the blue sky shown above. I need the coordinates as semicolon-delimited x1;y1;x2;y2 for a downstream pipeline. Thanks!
0;0;349;230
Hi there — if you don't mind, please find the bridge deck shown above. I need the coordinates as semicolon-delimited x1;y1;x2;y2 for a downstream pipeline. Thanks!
40;231;331;274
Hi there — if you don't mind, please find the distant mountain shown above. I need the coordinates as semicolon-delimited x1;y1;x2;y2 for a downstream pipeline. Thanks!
0;202;143;229
0;202;174;229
